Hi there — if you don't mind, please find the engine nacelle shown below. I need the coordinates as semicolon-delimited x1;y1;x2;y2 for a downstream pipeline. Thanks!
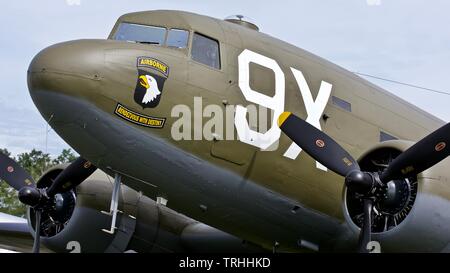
27;166;264;253
343;140;450;252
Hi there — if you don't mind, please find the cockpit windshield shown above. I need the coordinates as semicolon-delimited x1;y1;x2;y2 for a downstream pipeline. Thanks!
113;23;189;49
114;23;166;45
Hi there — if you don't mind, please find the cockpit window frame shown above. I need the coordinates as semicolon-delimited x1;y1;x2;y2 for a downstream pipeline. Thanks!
113;22;168;46
111;22;190;52
189;32;222;71
166;28;190;49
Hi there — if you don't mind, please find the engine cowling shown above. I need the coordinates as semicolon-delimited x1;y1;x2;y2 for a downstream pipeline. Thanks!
27;165;264;253
343;140;450;252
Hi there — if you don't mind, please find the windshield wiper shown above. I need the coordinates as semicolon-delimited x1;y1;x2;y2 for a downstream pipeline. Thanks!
135;41;160;45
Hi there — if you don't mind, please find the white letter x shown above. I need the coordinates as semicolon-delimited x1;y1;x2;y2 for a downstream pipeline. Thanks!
283;68;332;171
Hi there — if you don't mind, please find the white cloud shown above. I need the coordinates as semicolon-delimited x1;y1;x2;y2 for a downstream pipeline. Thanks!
66;0;81;6
366;0;382;6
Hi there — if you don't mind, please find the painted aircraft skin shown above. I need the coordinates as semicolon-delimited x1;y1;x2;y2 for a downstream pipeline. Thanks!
20;10;450;252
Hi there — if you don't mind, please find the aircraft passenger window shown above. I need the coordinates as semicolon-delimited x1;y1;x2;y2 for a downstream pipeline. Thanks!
191;33;221;69
380;131;398;142
331;96;352;112
114;23;166;45
167;29;189;48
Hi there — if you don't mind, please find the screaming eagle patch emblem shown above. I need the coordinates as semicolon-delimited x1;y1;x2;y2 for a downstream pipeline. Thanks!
134;57;169;109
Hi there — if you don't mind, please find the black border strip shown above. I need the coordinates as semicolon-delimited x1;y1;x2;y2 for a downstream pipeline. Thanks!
114;103;166;129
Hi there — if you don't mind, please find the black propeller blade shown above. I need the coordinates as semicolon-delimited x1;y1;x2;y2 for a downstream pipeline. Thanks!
380;123;450;182
278;112;360;177
0;152;96;253
0;153;35;190
358;199;373;253
32;210;41;253
46;157;97;196
278;112;450;253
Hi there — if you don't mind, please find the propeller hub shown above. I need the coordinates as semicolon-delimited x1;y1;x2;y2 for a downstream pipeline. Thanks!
345;171;375;195
18;186;42;207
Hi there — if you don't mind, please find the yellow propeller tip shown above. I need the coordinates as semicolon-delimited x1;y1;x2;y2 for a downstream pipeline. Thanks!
278;112;292;127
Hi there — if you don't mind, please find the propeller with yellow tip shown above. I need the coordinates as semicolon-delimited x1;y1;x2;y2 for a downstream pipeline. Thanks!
277;111;360;177
277;111;450;252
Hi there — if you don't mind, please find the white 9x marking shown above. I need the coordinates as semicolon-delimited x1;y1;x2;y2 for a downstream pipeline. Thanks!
236;49;332;170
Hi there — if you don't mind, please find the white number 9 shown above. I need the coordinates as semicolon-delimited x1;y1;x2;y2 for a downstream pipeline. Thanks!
235;49;285;150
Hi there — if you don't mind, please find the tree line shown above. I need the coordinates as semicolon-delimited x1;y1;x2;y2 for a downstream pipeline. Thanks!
0;148;77;217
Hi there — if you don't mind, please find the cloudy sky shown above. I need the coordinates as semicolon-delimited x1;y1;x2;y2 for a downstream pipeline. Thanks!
1;0;449;157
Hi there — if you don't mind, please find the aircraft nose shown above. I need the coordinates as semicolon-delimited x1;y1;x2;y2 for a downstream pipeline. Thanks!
27;40;105;120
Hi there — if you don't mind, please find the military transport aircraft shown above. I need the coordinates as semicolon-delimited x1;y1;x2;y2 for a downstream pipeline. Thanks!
0;10;449;253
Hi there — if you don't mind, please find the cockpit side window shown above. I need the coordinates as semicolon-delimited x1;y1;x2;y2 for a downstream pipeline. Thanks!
191;32;221;69
114;23;166;45
167;29;189;48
